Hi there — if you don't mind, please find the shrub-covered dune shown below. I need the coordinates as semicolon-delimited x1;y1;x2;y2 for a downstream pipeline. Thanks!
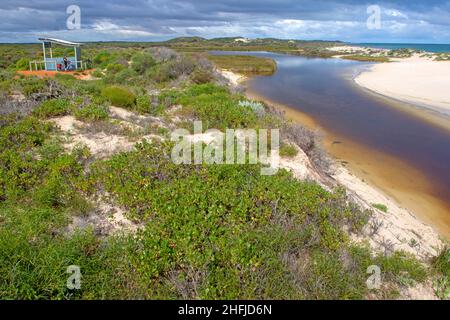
0;44;447;300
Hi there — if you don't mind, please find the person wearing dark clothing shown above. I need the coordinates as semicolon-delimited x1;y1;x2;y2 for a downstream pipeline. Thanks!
63;56;68;71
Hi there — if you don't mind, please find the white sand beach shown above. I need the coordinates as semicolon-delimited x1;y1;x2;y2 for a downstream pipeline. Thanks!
355;55;450;115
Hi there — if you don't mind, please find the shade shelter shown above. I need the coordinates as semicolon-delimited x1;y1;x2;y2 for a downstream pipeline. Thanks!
30;37;86;71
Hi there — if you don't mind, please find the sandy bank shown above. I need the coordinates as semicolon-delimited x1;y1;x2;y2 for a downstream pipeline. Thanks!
355;55;450;116
328;45;388;55
218;68;248;86
241;72;450;241
220;70;445;259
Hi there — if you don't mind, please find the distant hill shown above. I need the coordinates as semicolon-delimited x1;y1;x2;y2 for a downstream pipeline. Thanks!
166;36;206;43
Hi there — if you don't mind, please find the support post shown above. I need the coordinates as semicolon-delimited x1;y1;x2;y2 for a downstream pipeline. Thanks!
42;42;47;71
74;46;78;69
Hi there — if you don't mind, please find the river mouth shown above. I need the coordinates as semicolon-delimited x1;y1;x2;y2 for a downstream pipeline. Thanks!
213;51;450;239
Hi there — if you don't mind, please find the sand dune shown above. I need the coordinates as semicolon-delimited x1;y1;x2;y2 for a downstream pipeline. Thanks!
355;55;450;115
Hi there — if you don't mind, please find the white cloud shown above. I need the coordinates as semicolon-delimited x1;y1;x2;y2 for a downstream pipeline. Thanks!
384;9;408;19
92;20;120;31
0;0;449;43
92;20;156;36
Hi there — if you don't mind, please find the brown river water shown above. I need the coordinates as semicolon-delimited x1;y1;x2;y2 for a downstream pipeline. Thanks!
212;51;450;239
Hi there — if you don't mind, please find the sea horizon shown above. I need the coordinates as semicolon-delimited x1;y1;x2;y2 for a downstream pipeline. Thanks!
352;42;450;53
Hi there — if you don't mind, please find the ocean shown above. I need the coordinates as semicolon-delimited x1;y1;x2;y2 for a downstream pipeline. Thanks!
353;43;450;53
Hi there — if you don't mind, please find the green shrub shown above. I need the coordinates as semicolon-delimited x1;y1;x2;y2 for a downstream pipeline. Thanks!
91;69;104;78
34;153;84;207
151;55;195;83
158;89;182;108
0;115;87;203
54;73;76;83
432;247;450;278
431;247;450;299
372;203;388;213
93;51;113;67
89;94;108;105
0;117;50;200
135;95;151;114
190;69;213;84
21;78;46;97
177;84;257;130
74;104;109;122
131;52;156;73
374;251;427;285
183;83;228;96
14;57;31;70
101;86;136;109
0;70;14;82
33;99;71;118
150;64;172;83
106;63;125;74
113;68;138;85
0;115;52;151
279;144;299;158
0;80;11;94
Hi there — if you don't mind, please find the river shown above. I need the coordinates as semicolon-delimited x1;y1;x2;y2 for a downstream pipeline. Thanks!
212;51;450;239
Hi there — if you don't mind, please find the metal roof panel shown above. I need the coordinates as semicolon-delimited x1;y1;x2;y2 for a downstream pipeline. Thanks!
38;37;82;46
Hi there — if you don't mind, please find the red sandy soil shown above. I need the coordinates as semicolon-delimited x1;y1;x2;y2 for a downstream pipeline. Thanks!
17;69;95;80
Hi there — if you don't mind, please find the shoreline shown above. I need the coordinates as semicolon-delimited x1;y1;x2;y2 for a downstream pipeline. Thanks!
244;90;445;260
225;69;449;248
247;88;450;240
330;45;450;131
354;55;450;124
350;79;450;133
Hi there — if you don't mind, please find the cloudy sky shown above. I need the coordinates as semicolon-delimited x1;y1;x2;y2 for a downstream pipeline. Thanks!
1;0;450;43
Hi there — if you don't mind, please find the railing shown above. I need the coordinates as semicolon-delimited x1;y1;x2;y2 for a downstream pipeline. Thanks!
29;60;87;71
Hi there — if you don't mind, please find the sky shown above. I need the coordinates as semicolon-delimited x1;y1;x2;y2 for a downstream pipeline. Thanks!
1;0;450;43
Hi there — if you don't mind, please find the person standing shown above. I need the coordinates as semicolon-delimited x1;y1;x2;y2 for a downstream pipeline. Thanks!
63;56;68;71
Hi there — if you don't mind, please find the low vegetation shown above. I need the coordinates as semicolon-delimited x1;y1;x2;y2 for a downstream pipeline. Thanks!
279;144;299;158
431;247;450;299
33;98;71;118
101;86;136;109
341;55;390;63
0;41;446;300
74;104;109;122
208;55;277;75
434;53;450;61
372;203;388;213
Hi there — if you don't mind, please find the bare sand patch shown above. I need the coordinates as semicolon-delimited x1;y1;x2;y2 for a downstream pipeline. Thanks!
66;199;143;237
355;55;450;116
48;106;172;158
219;69;248;86
49;115;135;157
